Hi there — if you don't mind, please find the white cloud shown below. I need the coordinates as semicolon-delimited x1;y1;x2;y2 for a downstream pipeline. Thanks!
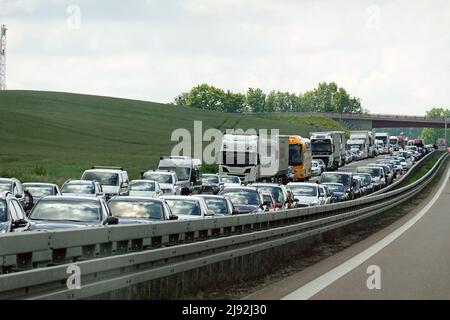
3;0;450;115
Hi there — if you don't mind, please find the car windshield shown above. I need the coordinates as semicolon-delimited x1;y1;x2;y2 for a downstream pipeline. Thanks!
255;186;284;203
62;184;94;194
289;144;302;166
143;172;173;184
24;185;54;197
130;181;155;191
321;173;351;187
202;198;229;214
0;182;11;192
221;176;240;184
203;175;219;184
0;200;6;222
30;200;101;222
83;172;119;186
262;194;273;204
159;167;190;181
323;184;344;193
164;199;201;216
288;185;317;196
312;141;332;152
109;200;164;220
357;167;381;177
220;190;260;206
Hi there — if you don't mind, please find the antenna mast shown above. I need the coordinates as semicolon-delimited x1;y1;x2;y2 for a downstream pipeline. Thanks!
0;24;7;90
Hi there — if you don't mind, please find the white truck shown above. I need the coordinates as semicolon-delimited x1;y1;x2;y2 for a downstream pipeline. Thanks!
310;131;344;170
349;131;376;159
217;133;289;184
375;132;390;154
158;156;202;194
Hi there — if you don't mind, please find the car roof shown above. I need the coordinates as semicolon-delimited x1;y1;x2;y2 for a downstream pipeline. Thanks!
109;196;164;202
144;170;173;175
0;178;13;183
287;182;318;187
220;186;257;191
322;171;352;175
64;180;94;184
251;183;282;188
130;179;156;183
23;182;57;186
38;195;101;201
197;194;226;199
322;182;344;186
160;195;204;201
84;168;123;173
203;173;218;176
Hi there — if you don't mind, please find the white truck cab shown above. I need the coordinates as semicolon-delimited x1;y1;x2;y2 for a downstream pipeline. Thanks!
158;156;202;194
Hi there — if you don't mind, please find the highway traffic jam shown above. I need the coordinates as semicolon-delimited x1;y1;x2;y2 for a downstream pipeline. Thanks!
0;131;433;234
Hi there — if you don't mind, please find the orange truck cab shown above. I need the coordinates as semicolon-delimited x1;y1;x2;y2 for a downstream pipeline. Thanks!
289;135;312;181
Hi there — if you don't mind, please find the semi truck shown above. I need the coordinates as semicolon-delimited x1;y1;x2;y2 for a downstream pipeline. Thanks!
288;135;312;181
374;132;390;154
349;131;376;158
218;133;289;184
310;131;345;170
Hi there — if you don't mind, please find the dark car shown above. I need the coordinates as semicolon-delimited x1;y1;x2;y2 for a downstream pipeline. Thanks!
353;173;374;195
320;172;355;200
108;196;177;223
28;196;118;230
198;195;237;216
321;183;348;203
0;178;34;213
218;187;264;214
356;166;385;190
0;192;30;234
201;174;223;195
250;183;291;210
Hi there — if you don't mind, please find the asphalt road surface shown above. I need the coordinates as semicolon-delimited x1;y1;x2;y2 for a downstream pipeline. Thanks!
245;162;450;299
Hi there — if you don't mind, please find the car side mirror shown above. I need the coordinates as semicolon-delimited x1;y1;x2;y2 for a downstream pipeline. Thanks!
263;201;271;206
104;216;119;225
180;187;190;195
169;215;178;220
205;211;215;217
293;198;299;202
121;182;129;189
12;219;28;229
15;194;22;199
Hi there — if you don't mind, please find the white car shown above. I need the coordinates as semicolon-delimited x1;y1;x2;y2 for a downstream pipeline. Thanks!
160;196;214;219
220;175;242;187
286;182;325;207
61;180;105;199
141;170;179;195
311;161;321;176
129;180;163;197
81;166;129;200
23;183;61;202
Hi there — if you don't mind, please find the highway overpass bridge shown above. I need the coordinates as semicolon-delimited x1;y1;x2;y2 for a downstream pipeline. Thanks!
252;112;448;130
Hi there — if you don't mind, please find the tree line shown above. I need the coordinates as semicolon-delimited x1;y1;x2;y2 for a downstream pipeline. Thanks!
420;107;450;144
173;82;365;114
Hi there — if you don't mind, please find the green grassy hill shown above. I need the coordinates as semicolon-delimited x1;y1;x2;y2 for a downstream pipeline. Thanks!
0;90;349;185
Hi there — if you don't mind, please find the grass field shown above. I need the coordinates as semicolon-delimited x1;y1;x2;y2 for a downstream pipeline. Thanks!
0;90;349;185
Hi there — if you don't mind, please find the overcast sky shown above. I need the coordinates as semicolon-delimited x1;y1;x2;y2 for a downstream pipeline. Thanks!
1;0;449;115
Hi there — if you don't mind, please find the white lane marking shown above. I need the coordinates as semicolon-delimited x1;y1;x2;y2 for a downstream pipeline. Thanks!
282;167;450;300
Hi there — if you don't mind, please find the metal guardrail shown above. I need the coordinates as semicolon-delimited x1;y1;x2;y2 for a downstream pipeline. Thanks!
0;151;447;299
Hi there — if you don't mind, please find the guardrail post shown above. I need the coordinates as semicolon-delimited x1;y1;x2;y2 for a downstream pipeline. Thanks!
52;248;67;264
81;244;96;260
15;252;32;270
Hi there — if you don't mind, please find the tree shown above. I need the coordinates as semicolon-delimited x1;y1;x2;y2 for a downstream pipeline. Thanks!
246;88;266;113
173;92;188;106
223;91;246;113
420;107;450;144
186;84;226;111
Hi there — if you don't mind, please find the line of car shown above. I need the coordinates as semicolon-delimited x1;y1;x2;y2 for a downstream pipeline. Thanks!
0;147;428;234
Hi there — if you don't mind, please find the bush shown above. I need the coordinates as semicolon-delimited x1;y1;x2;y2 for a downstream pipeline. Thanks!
31;165;47;176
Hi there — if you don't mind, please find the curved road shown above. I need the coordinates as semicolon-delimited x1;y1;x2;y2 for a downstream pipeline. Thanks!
245;161;450;299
